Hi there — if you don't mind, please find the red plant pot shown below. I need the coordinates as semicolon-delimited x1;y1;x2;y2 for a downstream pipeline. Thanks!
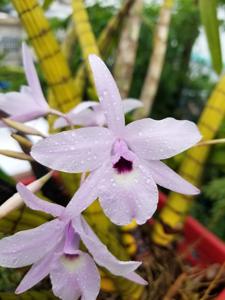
158;193;225;299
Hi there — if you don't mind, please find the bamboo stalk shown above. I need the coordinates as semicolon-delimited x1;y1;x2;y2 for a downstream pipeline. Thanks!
135;0;174;118
114;0;143;98
72;0;99;86
152;75;225;246
72;0;135;97
11;0;78;113
98;0;135;59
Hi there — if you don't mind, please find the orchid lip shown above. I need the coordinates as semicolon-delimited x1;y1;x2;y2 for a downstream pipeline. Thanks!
64;253;80;260
0;110;9;118
111;139;135;174
63;222;80;255
113;157;133;174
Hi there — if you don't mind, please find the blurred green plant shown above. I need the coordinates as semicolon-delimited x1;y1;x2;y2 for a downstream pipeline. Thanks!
42;0;54;11
130;0;215;121
0;0;9;11
0;66;25;92
199;0;222;74
192;177;225;240
191;121;225;241
0;290;57;299
0;266;22;293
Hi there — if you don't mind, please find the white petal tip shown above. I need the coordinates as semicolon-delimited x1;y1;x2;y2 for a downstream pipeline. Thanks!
88;54;99;64
191;188;201;195
88;55;104;69
15;288;22;295
139;279;148;286
88;54;99;60
183;186;200;195
22;41;27;50
16;182;24;190
53;120;60;129
136;219;147;225
22;42;30;57
132;261;142;269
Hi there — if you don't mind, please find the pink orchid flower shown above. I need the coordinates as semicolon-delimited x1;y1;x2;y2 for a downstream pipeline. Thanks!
31;55;201;225
54;98;143;129
0;43;62;127
0;183;146;300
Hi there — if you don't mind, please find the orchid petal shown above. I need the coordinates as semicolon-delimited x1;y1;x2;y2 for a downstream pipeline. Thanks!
54;109;96;129
16;251;54;294
22;43;48;110
146;160;200;195
63;223;80;255
122;99;143;114
73;216;142;276
65;161;109;216
125;118;201;160
0;219;64;268
97;161;158;225
123;272;148;285
0;91;45;118
50;251;100;300
31;127;114;173
89;55;125;135
17;183;64;217
54;99;143;129
70;101;99;114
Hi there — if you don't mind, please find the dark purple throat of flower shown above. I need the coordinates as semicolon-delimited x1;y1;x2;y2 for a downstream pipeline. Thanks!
113;157;133;174
64;253;80;260
0;110;9;118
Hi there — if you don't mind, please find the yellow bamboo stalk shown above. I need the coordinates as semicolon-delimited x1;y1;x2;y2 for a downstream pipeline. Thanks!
72;0;135;95
98;0;135;58
114;0;143;98
72;0;99;86
152;75;225;246
11;0;78;113
135;0;174;118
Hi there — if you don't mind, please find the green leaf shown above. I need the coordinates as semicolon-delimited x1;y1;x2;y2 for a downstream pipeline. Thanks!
0;205;52;235
0;291;57;299
199;0;222;74
0;168;15;186
42;0;54;11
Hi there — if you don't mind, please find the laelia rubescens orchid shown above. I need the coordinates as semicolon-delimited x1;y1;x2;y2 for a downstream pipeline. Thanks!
0;43;67;127
31;54;202;225
0;183;146;300
54;98;143;128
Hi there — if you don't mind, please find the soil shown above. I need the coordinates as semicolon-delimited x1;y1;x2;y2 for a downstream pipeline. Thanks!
98;223;225;300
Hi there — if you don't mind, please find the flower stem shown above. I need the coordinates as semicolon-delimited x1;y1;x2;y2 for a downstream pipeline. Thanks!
0;172;53;219
196;138;225;147
48;109;74;129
